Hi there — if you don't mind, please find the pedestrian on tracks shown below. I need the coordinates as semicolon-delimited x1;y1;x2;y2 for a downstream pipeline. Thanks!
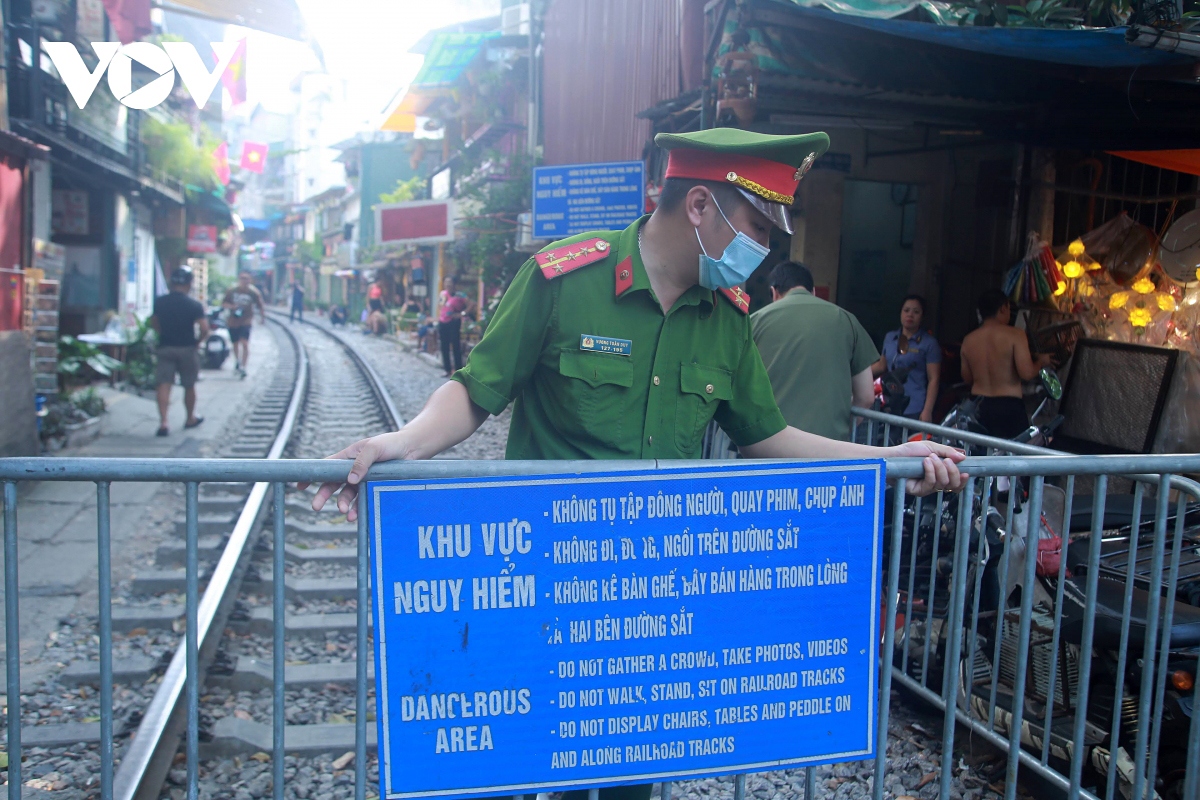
309;129;965;800
437;275;467;377
222;271;265;378
150;267;209;437
290;280;305;323
751;261;878;441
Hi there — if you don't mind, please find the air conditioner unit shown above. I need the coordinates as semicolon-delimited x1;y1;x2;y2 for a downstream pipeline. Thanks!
501;3;530;36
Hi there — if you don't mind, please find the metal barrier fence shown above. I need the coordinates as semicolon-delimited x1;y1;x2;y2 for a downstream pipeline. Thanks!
3;452;1200;800
853;408;1200;800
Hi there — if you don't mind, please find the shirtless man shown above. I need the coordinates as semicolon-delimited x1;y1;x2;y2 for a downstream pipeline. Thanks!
959;289;1053;440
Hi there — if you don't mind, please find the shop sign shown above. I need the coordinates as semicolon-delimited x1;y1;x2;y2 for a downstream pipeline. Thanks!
186;224;218;253
367;461;883;799
376;200;455;246
51;190;89;235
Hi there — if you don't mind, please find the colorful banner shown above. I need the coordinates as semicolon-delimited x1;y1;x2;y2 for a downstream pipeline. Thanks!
212;141;231;185
240;141;268;174
100;0;151;44
221;38;248;106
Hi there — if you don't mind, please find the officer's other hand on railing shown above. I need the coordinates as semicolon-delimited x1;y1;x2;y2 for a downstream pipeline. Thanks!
300;431;414;522
889;440;967;496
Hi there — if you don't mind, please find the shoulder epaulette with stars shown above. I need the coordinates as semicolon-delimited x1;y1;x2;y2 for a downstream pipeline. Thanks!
534;237;611;279
718;286;751;314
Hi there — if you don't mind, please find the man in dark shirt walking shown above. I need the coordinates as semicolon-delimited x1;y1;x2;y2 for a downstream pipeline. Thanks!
150;268;209;436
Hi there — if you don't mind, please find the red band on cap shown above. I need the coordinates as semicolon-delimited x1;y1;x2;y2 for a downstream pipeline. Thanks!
664;149;799;200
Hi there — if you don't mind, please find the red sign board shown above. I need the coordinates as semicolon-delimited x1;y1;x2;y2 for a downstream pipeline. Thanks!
187;224;218;253
375;200;454;246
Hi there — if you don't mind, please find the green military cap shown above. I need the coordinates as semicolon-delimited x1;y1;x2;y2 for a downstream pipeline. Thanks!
656;128;831;234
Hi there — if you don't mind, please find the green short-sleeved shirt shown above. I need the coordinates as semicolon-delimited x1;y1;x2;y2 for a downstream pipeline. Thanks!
750;288;879;442
452;217;787;459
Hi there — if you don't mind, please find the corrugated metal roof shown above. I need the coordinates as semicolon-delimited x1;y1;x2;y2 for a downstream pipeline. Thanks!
542;0;682;166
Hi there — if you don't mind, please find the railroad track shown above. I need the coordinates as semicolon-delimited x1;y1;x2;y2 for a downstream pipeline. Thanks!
6;315;401;800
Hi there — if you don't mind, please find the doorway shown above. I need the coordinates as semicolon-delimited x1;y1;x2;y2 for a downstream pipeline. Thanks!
837;180;918;347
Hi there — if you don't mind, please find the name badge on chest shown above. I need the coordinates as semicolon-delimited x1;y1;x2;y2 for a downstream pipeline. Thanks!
579;334;632;356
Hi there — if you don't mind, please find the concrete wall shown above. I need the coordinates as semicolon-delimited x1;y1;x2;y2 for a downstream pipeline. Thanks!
792;127;1020;346
0;331;38;457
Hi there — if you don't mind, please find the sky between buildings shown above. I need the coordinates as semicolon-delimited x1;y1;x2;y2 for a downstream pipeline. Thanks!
231;0;501;131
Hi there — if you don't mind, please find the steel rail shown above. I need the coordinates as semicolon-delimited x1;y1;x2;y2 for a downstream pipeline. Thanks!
111;318;309;800
272;309;404;431
276;311;403;800
108;314;407;800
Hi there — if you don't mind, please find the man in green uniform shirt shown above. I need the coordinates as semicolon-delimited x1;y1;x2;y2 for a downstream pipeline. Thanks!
309;129;964;799
751;261;879;441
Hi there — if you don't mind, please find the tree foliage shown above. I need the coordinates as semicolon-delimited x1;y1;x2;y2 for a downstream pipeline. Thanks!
455;148;533;298
379;176;426;204
294;238;326;268
141;116;219;188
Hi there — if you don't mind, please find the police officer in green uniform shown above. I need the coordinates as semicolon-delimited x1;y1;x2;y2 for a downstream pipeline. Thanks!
310;128;964;800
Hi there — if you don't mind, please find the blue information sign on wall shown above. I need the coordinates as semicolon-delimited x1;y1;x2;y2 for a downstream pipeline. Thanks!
368;462;883;800
532;161;645;239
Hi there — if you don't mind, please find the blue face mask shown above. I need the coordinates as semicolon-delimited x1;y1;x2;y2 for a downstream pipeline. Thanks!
696;195;770;290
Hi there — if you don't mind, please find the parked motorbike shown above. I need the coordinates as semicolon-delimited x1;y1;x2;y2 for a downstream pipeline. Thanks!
202;309;232;370
954;480;1200;800
884;396;1200;799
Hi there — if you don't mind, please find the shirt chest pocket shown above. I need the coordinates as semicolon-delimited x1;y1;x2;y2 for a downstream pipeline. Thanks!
558;350;634;388
557;350;635;442
676;363;733;451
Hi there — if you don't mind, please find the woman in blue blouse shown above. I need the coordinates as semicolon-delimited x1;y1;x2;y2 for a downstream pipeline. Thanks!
872;294;941;422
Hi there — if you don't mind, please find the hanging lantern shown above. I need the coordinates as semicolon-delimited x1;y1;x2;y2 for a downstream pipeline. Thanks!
1063;260;1084;279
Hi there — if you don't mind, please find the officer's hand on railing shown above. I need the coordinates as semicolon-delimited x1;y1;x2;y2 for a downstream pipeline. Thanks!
300;431;414;521
889;440;967;497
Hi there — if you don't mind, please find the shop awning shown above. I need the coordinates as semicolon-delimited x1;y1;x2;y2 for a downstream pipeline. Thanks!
1109;150;1200;177
380;32;501;132
185;185;233;228
857;16;1188;67
760;6;1195;70
154;0;308;41
701;0;1200;149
